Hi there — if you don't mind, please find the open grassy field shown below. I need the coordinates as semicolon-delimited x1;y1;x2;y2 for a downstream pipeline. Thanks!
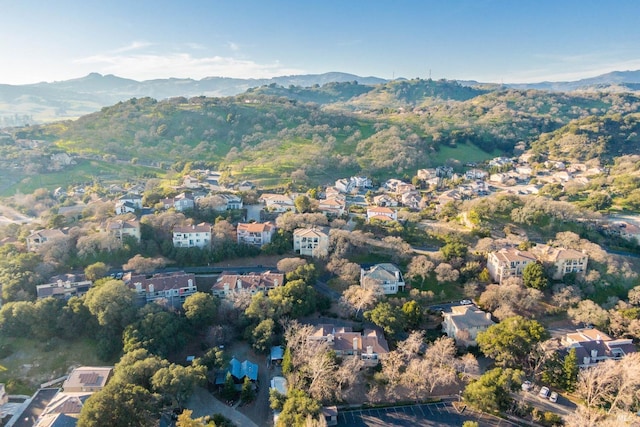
0;336;107;395
0;159;165;197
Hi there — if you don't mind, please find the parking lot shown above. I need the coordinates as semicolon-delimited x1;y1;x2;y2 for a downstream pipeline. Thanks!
337;401;519;427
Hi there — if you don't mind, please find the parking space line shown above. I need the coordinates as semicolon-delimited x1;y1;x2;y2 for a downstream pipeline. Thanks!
427;405;434;415
418;405;426;417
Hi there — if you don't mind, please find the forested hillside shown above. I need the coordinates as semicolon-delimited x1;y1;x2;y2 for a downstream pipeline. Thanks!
9;78;640;188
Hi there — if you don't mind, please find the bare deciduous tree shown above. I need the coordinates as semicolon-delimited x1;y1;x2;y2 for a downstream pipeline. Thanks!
339;285;378;318
406;255;435;286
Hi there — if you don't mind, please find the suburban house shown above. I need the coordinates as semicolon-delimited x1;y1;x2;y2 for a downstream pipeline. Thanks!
216;357;259;385
172;222;212;248
161;192;195;212
62;366;113;393
486;247;537;284
115;200;137;215
182;175;202;189
211;271;284;298
218;193;243;210
366;206;398;222
26;228;66;252
237;222;276;247
561;328;637;368
37;279;92;300
317;198;346;217
103;217;141;242
238;180;255;191
373;194;398;207
125;271;197;307
335;178;353;193
118;194;143;209
532;245;589;280
293;227;330;258
401;191;422;209
259;193;295;212
360;263;405;295
309;324;389;366
442;305;495;347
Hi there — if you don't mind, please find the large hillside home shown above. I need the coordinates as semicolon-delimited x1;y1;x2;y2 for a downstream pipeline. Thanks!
212;271;284;298
237;222;275;247
26;228;66;252
37;279;92;300
125;271;197;308
561;328;637;368
309;324;389;366
173;222;212;248
103;217;141;242
360;263;405;295
486;247;537;284
532;245;589;280
442;305;495;347
293;227;329;258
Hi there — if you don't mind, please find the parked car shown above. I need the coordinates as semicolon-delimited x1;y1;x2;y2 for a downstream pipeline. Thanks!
460;299;472;305
521;380;532;391
549;391;558;403
539;386;550;399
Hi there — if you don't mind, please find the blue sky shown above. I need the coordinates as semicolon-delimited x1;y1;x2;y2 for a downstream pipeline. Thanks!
2;0;640;85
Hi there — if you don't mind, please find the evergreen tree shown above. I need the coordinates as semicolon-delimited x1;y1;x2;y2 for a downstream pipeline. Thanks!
563;348;579;392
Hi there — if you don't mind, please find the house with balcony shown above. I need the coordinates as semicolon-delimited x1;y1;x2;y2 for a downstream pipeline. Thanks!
37;279;92;300
486;247;537;284
103;217;141;242
172;222;212;248
237;222;275;247
293;227;330;258
360;263;405;295
561;328;636;368
125;271;197;307
532;245;589;280
161;192;195;212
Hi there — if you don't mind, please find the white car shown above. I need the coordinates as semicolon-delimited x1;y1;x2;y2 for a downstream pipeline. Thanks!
521;380;532;391
539;386;550;399
549;391;558;403
460;299;472;305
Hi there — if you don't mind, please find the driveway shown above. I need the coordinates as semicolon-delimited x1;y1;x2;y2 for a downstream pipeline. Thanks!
186;386;259;427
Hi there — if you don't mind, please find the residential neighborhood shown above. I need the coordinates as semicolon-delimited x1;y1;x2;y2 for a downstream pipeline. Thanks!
1;153;640;427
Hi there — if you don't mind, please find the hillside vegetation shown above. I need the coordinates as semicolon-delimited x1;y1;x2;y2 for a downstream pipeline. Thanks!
7;78;640;189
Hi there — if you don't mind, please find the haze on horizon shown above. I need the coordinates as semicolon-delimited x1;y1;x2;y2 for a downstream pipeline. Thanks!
3;0;640;85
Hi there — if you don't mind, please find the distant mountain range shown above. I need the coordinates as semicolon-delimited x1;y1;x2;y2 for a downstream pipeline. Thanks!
3;70;640;125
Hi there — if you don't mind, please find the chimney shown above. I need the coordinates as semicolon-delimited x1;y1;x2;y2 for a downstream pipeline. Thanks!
591;349;598;359
353;337;359;351
188;279;193;288
149;283;154;294
583;356;591;365
236;279;242;289
367;345;373;355
135;282;142;292
327;334;334;343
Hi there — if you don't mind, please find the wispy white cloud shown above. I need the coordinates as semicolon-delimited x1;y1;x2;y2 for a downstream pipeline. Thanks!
111;41;153;54
74;51;305;80
227;42;240;51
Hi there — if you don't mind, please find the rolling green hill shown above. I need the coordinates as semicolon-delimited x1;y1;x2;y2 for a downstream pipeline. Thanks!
7;78;640;192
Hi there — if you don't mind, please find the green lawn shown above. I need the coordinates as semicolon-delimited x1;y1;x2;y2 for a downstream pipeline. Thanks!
0;336;108;395
410;275;465;303
430;142;501;165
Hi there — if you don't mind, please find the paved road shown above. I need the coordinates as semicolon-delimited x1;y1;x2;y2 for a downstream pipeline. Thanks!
186;386;259;427
337;401;519;427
